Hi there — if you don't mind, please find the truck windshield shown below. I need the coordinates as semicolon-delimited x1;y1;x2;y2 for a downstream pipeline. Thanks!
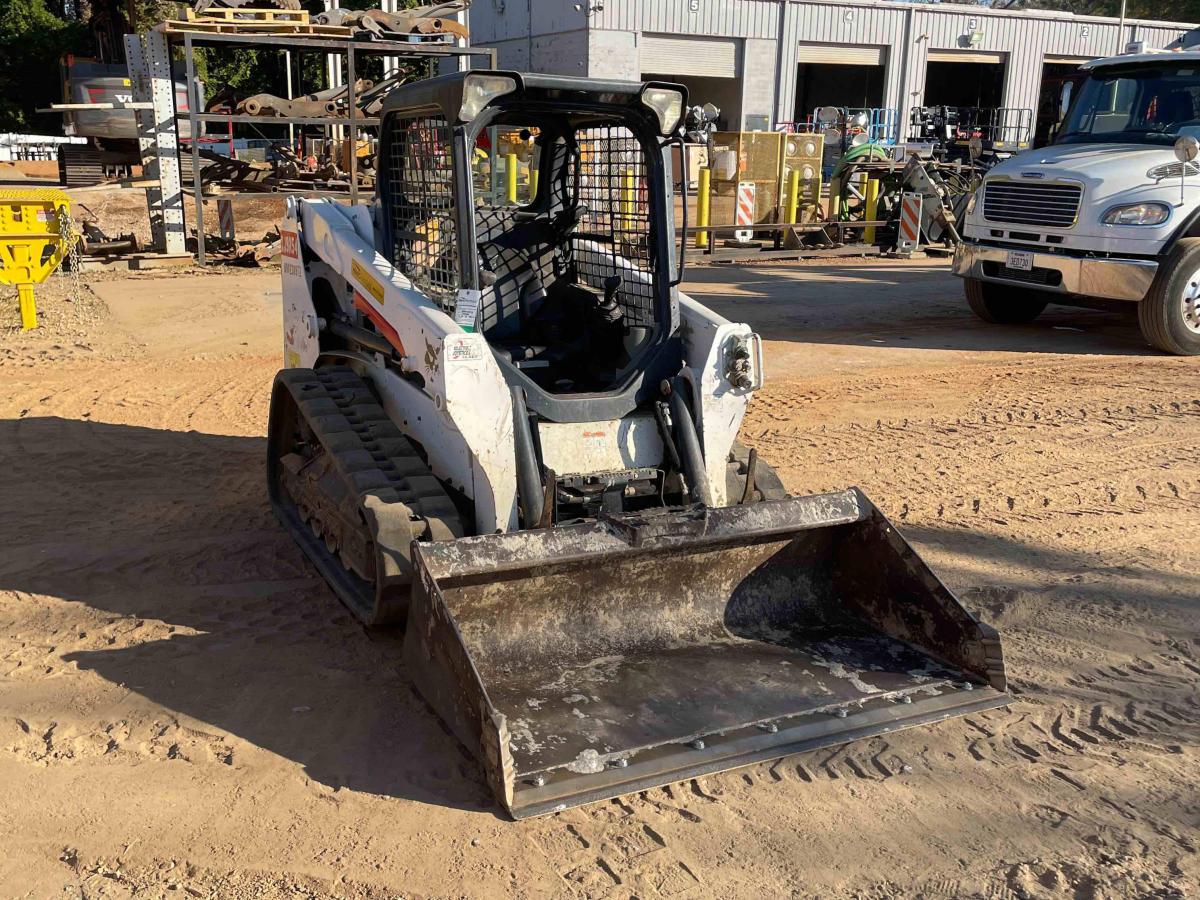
1057;62;1200;146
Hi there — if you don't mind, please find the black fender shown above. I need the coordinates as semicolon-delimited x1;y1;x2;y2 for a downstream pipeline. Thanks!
1161;205;1200;255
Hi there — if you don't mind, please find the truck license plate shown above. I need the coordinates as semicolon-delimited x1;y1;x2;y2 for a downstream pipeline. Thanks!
1006;250;1034;271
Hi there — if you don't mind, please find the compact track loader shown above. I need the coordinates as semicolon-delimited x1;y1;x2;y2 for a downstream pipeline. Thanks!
268;71;1008;818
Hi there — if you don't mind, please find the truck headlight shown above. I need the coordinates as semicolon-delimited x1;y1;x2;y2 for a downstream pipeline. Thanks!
965;189;979;216
1101;202;1170;226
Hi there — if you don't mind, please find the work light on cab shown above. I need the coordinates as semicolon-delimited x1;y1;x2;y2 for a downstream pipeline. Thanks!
641;86;684;134
460;73;517;122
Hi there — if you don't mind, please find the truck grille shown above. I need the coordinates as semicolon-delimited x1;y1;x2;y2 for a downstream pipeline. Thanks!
982;180;1081;229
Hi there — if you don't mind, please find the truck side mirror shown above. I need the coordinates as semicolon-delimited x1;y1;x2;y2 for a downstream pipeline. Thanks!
1058;82;1073;120
1174;135;1200;163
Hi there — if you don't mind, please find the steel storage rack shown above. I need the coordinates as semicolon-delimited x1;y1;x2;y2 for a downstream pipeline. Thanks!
133;25;495;264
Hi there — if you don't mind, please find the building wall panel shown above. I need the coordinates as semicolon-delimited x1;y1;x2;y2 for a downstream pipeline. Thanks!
595;0;779;39
468;0;1197;133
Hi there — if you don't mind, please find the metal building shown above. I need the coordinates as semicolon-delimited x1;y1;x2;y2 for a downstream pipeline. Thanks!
468;0;1195;135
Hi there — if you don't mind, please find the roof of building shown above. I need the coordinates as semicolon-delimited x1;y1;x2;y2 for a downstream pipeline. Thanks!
801;0;1196;31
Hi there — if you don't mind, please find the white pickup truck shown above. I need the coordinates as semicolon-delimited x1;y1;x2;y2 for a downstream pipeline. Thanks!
953;49;1200;355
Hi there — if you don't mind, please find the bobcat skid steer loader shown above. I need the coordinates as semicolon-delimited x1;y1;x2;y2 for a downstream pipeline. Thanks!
268;71;1008;818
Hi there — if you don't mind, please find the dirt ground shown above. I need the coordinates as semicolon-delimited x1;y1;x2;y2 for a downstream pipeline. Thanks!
60;186;287;251
1;259;1197;899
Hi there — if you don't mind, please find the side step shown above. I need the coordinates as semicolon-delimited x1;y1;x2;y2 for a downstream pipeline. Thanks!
266;365;464;624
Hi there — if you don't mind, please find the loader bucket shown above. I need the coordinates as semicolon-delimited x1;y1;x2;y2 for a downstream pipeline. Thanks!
404;489;1007;818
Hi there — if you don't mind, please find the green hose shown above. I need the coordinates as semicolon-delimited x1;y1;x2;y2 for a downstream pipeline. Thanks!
831;142;892;182
830;143;893;221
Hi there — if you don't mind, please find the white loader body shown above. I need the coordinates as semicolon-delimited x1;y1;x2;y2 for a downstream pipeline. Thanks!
280;195;755;534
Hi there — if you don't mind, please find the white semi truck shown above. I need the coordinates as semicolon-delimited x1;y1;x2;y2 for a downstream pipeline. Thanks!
953;48;1200;355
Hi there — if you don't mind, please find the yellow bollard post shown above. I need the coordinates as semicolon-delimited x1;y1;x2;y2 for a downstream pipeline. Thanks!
863;178;881;243
785;168;801;225
529;164;539;199
620;169;635;229
696;167;711;249
506;153;518;204
828;175;841;221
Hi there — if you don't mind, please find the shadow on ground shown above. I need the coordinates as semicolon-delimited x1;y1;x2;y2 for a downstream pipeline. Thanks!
2;417;1192;817
684;262;1157;357
0;415;496;814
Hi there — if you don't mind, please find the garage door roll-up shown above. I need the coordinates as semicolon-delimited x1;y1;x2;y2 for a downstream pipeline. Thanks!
641;34;738;78
927;49;1005;64
797;44;885;67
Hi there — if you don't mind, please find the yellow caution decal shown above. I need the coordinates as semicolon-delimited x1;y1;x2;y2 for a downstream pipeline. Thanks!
351;258;385;305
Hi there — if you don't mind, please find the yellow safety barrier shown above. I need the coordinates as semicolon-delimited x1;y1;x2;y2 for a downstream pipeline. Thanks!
506;153;518;204
785;168;801;225
0;188;73;331
863;178;881;243
696;167;711;249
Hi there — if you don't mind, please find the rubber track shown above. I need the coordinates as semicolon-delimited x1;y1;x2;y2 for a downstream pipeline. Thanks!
275;365;464;609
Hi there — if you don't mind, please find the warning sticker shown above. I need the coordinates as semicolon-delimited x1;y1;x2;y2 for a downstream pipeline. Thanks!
447;336;483;362
453;289;481;331
351;258;385;305
280;230;299;259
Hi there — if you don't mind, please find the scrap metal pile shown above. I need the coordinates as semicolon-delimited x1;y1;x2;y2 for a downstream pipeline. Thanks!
314;2;469;40
221;74;406;120
187;0;469;40
192;140;376;196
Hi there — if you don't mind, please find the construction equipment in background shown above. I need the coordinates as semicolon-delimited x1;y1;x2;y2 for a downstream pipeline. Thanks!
886;154;965;257
683;102;720;150
315;1;470;40
236;92;342;118
53;57;200;187
908;106;1032;164
269;70;1009;818
779;131;824;225
825;140;978;254
0;189;76;330
811;106;899;178
709;130;823;240
226;75;407;120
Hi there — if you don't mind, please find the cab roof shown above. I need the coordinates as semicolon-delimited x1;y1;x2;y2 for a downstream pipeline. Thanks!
1082;49;1200;70
378;69;685;127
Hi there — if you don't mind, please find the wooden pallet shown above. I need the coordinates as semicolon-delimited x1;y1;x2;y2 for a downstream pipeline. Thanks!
185;7;309;24
158;18;351;36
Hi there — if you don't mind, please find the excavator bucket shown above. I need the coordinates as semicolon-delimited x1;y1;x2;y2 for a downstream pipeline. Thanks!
404;489;1007;818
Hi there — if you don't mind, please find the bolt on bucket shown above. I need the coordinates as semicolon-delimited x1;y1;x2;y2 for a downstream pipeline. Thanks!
404;489;1007;818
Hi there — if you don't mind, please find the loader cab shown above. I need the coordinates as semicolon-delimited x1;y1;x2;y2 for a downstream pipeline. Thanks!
377;71;687;422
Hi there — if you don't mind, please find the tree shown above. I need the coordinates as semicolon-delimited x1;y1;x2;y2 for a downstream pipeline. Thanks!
892;0;1200;17
0;0;88;132
981;0;1200;18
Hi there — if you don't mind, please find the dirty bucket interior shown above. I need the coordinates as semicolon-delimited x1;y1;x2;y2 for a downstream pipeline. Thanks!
406;492;1007;817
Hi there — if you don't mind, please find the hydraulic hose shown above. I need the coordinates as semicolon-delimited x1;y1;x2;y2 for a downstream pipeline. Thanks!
510;386;545;527
668;378;713;507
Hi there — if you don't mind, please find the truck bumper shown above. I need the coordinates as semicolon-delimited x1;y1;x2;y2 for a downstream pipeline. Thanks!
951;243;1158;302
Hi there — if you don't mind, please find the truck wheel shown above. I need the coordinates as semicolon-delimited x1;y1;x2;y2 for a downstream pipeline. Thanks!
726;441;787;505
964;278;1048;325
1138;238;1200;356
